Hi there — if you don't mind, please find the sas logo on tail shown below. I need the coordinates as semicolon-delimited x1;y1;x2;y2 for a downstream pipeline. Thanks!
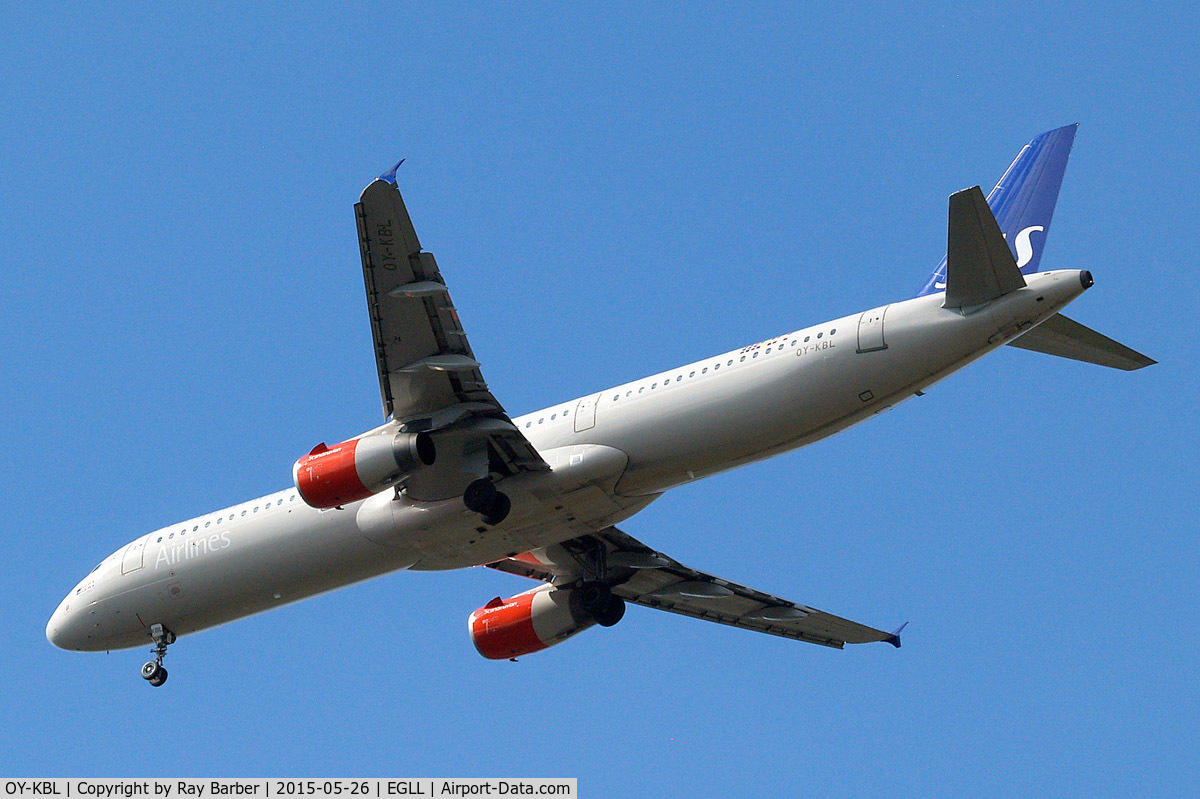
934;225;1045;289
1010;225;1045;269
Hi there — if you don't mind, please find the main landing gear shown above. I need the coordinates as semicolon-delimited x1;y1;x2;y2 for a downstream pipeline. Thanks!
140;623;175;687
574;582;626;627
463;478;511;525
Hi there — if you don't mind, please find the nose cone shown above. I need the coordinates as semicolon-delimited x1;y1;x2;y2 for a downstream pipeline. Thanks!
46;604;65;648
46;597;84;651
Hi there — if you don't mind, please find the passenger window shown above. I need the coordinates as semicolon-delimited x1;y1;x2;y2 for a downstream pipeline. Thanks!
689;371;695;377
551;414;556;420
626;391;632;397
157;537;162;543
193;525;198;531
525;422;531;428
652;383;657;389
804;336;810;342
817;332;823;339
241;511;247;517
727;360;733;366
612;395;618;401
766;348;772;354
638;387;644;393
753;352;759;358
538;418;544;424
714;363;720;370
217;518;222;524
791;340;797;347
564;410;570;416
831;328;836;335
702;368;707;374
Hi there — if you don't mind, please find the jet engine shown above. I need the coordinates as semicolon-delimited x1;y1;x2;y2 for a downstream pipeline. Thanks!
293;431;435;508
468;582;625;660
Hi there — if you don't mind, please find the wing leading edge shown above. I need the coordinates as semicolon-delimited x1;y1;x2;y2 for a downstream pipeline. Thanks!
488;527;903;649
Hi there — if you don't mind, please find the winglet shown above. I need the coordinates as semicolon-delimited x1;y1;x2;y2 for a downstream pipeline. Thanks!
379;158;405;185
885;621;908;648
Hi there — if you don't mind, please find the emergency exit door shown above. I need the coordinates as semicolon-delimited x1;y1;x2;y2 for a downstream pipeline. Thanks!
121;537;146;574
574;393;601;432
856;305;889;353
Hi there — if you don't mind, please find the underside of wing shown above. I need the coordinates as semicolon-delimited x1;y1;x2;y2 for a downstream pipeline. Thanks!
354;169;547;498
487;526;902;649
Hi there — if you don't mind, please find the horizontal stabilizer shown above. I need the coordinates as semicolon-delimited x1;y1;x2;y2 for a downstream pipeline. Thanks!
1008;313;1156;370
944;186;1026;309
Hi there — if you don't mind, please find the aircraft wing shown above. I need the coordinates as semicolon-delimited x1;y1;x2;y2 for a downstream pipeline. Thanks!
487;526;903;649
355;165;548;490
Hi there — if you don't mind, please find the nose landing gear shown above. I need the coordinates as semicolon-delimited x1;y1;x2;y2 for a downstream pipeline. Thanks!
463;478;512;525
140;623;175;687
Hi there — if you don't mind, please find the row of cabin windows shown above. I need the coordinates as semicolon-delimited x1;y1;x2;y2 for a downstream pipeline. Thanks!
521;328;838;424
156;494;296;543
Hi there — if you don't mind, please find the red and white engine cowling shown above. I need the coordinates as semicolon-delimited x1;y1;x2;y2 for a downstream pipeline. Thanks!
468;584;597;660
292;431;435;509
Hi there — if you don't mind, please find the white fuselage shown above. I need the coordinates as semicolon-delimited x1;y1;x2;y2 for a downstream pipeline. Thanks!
47;270;1090;652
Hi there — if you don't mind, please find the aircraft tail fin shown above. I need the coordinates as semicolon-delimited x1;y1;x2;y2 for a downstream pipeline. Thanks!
918;124;1078;297
1007;313;1156;370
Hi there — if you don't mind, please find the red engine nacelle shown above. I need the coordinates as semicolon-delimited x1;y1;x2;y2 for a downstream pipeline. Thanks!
468;585;596;660
293;431;434;509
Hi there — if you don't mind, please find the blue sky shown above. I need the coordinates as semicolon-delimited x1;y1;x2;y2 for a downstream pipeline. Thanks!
2;3;1197;795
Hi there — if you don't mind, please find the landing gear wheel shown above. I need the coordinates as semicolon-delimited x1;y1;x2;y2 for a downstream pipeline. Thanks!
482;492;511;525
465;479;511;525
463;479;497;514
141;623;175;687
576;583;612;616
573;583;625;627
595;595;626;627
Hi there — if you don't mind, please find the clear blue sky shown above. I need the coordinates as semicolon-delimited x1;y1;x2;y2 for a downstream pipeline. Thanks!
3;3;1197;796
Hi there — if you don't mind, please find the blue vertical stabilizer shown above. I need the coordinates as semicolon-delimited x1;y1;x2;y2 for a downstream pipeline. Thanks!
917;124;1077;297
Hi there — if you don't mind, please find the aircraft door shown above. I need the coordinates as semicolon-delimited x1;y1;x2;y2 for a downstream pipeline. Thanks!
121;537;146;574
574;393;601;433
856;305;889;353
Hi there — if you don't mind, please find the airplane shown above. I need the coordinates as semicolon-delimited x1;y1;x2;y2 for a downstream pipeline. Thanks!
47;124;1154;686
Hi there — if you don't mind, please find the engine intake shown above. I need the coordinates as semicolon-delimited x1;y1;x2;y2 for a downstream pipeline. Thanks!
293;431;434;508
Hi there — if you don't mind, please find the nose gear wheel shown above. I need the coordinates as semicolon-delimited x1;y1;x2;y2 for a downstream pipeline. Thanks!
140;623;175;687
